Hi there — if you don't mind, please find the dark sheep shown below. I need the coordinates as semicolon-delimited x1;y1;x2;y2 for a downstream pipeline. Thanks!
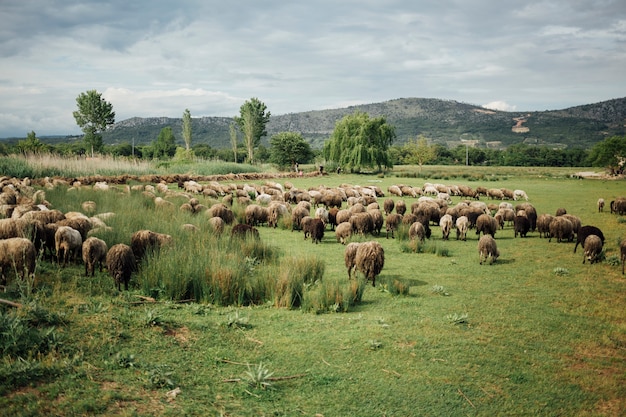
130;229;173;263
344;242;360;279
395;200;407;216
549;216;574;243
350;212;374;236
106;243;136;291
621;239;626;274
230;223;260;240
478;235;499;265
475;214;497;237
536;213;553;238
82;236;108;277
383;198;395;215
303;217;324;244
385;213;403;239
574;225;605;253
513;215;530;238
354;241;385;287
328;207;339;231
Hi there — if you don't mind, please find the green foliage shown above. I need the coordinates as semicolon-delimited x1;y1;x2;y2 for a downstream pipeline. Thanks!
72;90;115;156
586;135;626;169
446;312;469;325
145;364;176;389
553;267;569;276
323;111;395;173
234;97;271;164
402;135;437;171
243;362;274;390
269;131;315;170
16;131;48;154
152;127;177;159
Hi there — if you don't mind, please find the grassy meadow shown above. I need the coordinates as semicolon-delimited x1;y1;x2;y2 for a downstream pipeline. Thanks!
1;160;625;416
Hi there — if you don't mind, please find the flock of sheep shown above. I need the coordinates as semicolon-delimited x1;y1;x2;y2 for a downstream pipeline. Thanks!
1;175;626;294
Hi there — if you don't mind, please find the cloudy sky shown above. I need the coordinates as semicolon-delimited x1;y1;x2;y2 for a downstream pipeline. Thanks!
1;0;625;138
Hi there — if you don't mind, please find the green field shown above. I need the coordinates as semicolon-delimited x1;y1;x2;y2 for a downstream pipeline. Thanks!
1;164;625;416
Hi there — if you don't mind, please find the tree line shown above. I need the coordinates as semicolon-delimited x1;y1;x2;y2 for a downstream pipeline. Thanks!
3;90;625;173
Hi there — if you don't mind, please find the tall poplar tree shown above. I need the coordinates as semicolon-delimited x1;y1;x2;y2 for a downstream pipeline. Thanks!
234;98;271;164
73;90;115;157
182;108;192;151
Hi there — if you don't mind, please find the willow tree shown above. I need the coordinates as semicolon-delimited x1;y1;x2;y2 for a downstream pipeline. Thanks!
234;98;271;164
403;135;437;173
323;111;395;173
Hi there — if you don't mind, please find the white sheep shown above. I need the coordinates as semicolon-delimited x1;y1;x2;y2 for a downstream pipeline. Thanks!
439;214;453;240
0;237;36;282
455;216;469;241
82;237;108;276
513;189;529;201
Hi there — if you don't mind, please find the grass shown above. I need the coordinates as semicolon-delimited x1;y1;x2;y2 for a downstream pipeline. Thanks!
1;161;625;416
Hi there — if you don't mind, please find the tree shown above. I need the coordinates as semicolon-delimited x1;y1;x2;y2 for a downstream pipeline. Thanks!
587;135;626;171
269;132;314;170
72;90;115;157
152;127;177;159
17;131;46;154
229;122;239;163
182;109;192;151
402;135;437;173
234;98;271;164
323;111;395;173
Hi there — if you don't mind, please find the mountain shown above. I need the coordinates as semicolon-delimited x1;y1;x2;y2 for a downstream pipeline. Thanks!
100;96;626;150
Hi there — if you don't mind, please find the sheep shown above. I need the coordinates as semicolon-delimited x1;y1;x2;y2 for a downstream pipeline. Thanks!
537;214;554;238
478;235;499;265
455;216;469;241
486;188;504;200
106;243;136;291
0;237;36;282
303;218;325;244
621;239;626;274
408;221;426;242
82;237;108;276
267;202;289;228
475;214;497;237
549;216;574;243
395;200;407;216
56;217;93;240
513;215;530;238
314;207;329;227
353;241;385;287
350;212;374;236
368;209;384;235
245;204;269;226
55;226;82;267
130;230;173;263
385;213;403;239
582;235;603;264
327;207;339;231
611;198;626;215
335;209;352;225
513;189;529;201
208;203;235;225
208;216;225;235
291;204;310;231
560;214;581;235
439;214;453;240
383;198;395;215
344;242;361;279
230;223;260;240
597;198;605;212
335;221;353;245
574;225;605;253
555;207;567;216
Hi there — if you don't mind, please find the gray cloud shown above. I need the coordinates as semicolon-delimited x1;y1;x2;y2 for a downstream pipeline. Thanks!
0;0;625;137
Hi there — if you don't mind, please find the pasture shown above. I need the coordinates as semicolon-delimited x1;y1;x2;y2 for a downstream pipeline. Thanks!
1;164;625;416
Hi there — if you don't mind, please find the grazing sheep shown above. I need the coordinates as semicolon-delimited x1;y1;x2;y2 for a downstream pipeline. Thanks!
383;198;395;215
368;209;384;235
582;235;603;264
350;212;373;236
354;241;385;286
0;237;36;282
439;214;453;240
81;200;97;214
245;204;269;226
327;207;339;231
560;214;581;235
106;243;136;291
208;216;225;235
537;214;554;238
55;226;83;267
455;216;469;241
56;216;93;240
513;189;529;201
475;214;497;237
387;185;403;197
291;204;310;231
555;207;567;216
513;215;530;238
385;213;403;239
478;235;499;265
303;218;325;244
597;198;605;212
611;198;626;215
395;200;407;216
549;216;574;243
82;237;108;276
335;222;352;245
621;239;626;274
344;242;361;279
267;202;289;228
574;225;605;253
314;207;330;227
335;209;352;225
230;223;260;240
409;221;426;242
208;203;235;225
130;230;173;263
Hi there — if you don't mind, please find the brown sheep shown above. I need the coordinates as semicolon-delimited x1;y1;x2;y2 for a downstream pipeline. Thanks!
395;200;407;216
230;223;260;240
82;237;108;276
383;198;395;215
368;209;384;235
582;235;603;264
106;243;136;291
245;204;269;226
560;214;581;235
55;226;83;267
0;237;36;283
385;213;403;239
208;216;225;235
475;214;497;237
344;242;361;279
408;221;426;242
350;212;373;236
130;230;173;263
536;214;554;238
574;226;605;253
335;221;353;245
56;216;93;240
555;207;567;216
208;203;235;224
549;216;574;243
291;204;310;231
514;215;530;238
354;241;385;287
478;235;499;265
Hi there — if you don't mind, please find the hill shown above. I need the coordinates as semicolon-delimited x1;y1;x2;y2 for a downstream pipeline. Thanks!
42;97;626;150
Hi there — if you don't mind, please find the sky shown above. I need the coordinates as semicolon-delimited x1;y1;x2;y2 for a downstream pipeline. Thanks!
1;0;625;138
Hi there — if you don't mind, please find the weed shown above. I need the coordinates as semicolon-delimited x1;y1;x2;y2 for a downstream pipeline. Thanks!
446;312;469;325
145;364;176;389
143;308;164;327
225;311;250;328
243;362;274;390
604;254;621;266
368;339;383;350
431;285;450;296
113;352;137;369
553;267;569;276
